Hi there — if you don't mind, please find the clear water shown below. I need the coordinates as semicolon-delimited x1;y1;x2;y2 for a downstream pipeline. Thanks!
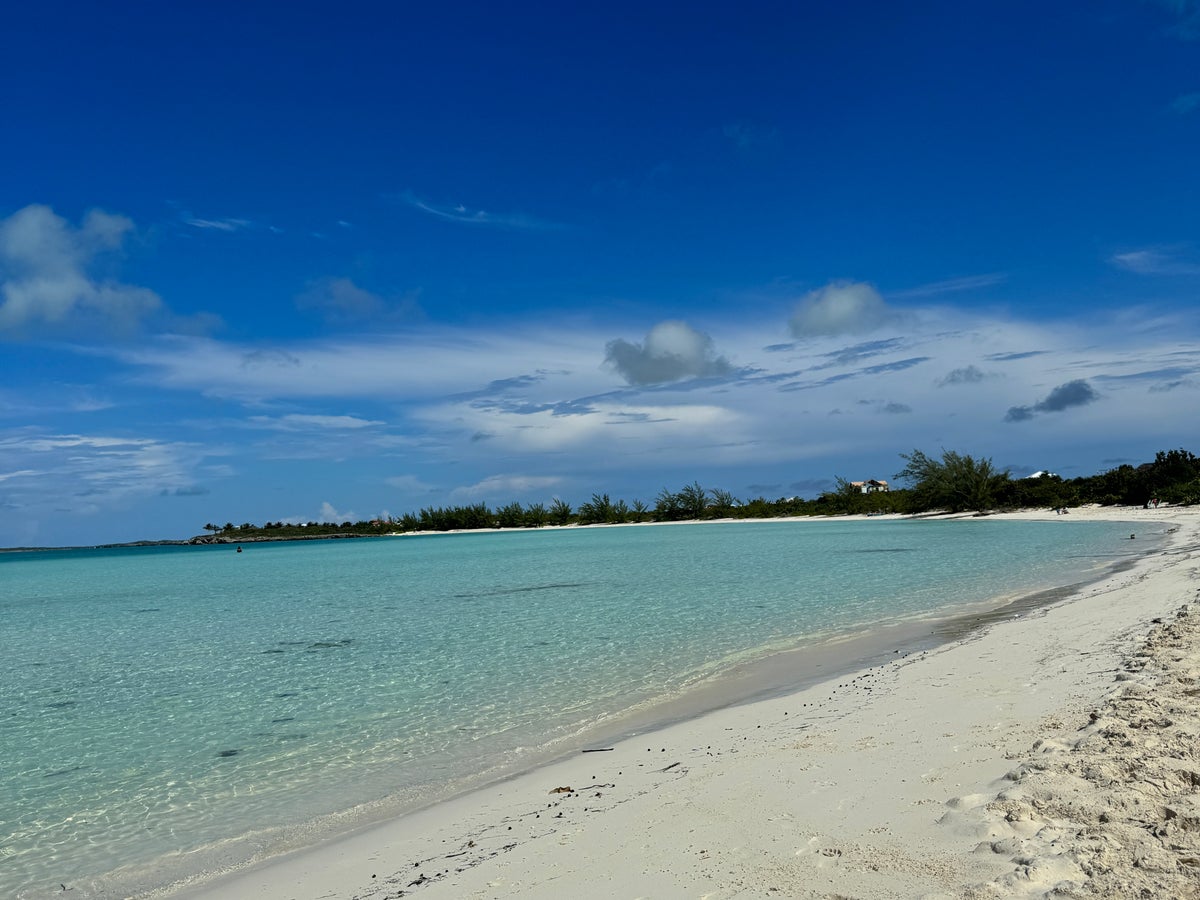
0;518;1146;897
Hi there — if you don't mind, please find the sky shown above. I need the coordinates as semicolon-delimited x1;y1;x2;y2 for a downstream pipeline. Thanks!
2;0;1199;547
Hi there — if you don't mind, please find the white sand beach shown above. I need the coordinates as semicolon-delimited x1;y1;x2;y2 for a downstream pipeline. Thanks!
172;506;1200;900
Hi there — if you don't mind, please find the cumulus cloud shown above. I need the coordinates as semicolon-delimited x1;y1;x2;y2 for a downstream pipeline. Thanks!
296;277;385;320
0;204;161;335
319;501;356;522
605;320;733;385
1005;379;1099;422
789;281;892;337
295;277;423;325
937;365;989;386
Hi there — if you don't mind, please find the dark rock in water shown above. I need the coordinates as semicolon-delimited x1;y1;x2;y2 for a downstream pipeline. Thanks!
308;639;353;649
217;749;241;758
44;765;83;778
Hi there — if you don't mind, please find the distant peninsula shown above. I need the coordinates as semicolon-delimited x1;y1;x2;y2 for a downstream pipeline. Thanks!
7;449;1196;552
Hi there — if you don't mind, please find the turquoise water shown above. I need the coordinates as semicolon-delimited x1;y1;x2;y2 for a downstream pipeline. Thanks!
1;518;1147;897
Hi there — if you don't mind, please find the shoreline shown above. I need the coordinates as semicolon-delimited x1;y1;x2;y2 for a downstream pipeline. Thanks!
156;505;1200;899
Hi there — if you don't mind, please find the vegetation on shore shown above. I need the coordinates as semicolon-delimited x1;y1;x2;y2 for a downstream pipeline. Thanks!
195;448;1200;542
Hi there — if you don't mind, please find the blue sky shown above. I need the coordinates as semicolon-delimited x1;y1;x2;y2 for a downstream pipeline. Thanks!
2;1;1199;546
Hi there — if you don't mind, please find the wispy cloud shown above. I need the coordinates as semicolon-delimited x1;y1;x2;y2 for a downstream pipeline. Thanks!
184;217;253;232
449;473;565;502
165;485;210;496
399;191;563;230
0;430;214;514
987;350;1049;362
1147;0;1200;39
860;357;929;376
1110;246;1200;275
245;414;387;431
385;473;437;493
890;273;1007;299
818;338;908;367
722;122;779;151
111;329;602;402
1149;378;1195;392
1168;91;1200;114
0;468;41;483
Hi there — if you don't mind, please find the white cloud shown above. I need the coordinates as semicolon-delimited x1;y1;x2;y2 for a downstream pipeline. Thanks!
48;300;1199;537
318;501;355;522
0;204;161;334
400;191;563;230
384;474;437;492
185;217;252;232
0;468;41;482
245;414;387;431
789;281;893;337
109;329;607;402
1110;246;1200;275
420;397;747;472
890;273;1006;299
605;320;733;385
0;430;213;510
449;474;565;502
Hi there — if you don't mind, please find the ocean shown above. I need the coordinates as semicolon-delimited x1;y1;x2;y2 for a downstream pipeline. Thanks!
0;517;1151;898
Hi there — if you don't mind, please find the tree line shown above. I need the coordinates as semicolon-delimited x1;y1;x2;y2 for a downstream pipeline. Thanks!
199;447;1200;540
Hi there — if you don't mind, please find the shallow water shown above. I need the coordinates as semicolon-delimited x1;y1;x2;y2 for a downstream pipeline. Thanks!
0;518;1149;897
